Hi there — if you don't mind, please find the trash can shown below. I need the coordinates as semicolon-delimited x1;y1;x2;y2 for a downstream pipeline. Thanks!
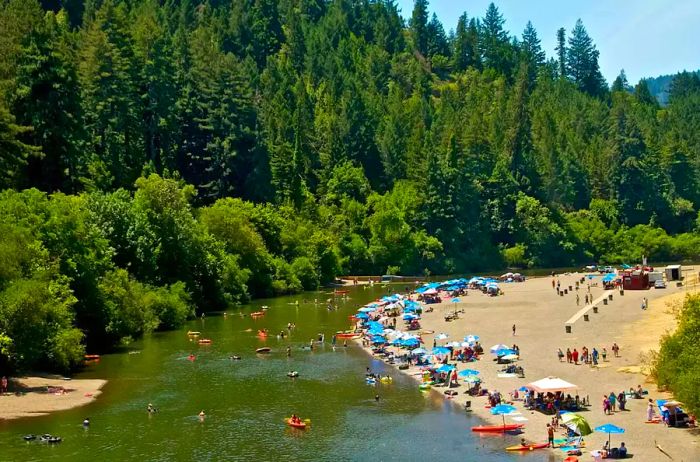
569;285;573;291
609;294;613;301
564;289;568;295
565;325;572;333
620;289;624;296
583;314;589;321
593;306;598;313
603;298;608;305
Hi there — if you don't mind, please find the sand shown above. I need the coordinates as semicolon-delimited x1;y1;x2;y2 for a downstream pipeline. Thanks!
360;270;700;461
0;375;106;420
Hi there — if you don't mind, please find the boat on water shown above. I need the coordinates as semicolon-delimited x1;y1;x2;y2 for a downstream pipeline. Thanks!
335;331;359;339
250;311;265;317
256;347;271;354
506;442;549;451
285;418;307;429
471;424;524;433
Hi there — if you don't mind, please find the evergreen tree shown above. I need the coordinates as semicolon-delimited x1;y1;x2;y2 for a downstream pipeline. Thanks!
566;19;607;97
409;0;428;56
426;12;449;58
611;69;629;92
479;3;512;76
555;27;566;79
520;21;544;85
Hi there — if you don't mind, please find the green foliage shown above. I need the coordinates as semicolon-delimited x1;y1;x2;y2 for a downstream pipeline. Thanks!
0;0;699;373
655;295;700;416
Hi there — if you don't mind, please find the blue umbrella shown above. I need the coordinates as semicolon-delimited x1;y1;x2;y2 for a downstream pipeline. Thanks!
355;313;369;319
436;364;455;373
494;349;517;356
371;335;386;344
403;313;418;320
490;404;518;428
411;347;427;355
358;307;375;313
518;386;529;392
403;337;420;345
594;423;625;447
432;347;450;355
451;298;460;303
457;369;480;377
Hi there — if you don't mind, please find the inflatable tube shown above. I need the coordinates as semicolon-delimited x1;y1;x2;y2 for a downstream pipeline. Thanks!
198;339;212;344
285;418;307;429
287;371;299;378
366;378;377;385
23;435;36;441
187;331;200;336
231;355;241;360
251;311;265;317
84;354;100;360
256;347;271;354
418;383;431;391
380;377;393;383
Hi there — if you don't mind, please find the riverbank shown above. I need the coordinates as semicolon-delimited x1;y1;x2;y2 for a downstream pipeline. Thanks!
358;271;699;460
0;375;106;420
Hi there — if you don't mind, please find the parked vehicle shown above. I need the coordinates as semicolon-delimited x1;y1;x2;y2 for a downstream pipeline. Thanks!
654;279;667;289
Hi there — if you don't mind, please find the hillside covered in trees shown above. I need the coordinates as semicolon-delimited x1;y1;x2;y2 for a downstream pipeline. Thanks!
1;0;700;371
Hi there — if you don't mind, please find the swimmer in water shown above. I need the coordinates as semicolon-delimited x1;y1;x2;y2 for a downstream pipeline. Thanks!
198;410;206;421
147;403;156;413
83;417;90;427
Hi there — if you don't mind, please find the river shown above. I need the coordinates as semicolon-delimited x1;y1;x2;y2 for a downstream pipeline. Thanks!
0;285;557;461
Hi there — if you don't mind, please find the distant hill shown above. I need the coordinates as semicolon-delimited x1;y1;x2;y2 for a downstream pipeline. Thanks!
643;70;700;105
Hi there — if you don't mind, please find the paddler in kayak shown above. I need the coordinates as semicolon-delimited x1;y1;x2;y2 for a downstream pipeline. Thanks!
290;414;302;425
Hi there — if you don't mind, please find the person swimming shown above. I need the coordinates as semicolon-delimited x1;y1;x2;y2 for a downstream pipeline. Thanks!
147;403;157;413
82;418;90;427
198;410;206;421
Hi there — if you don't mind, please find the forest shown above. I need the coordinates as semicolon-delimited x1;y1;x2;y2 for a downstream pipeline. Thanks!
1;0;700;371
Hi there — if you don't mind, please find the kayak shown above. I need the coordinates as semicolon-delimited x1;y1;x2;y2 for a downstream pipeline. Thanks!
198;339;212;344
471;424;524;433
84;354;100;360
506;442;549;451
256;347;271;354
251;311;265;317
335;332;359;339
285;418;307;429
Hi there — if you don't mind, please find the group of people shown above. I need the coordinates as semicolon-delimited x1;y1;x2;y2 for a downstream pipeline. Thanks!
525;390;586;414
557;342;620;365
603;391;628;414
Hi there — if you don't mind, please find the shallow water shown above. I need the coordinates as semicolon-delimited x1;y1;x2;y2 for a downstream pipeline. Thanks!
0;286;556;461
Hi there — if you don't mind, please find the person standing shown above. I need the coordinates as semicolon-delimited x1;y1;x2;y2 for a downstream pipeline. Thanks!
609;392;617;413
1;376;7;394
512;324;516;336
547;423;555;447
566;348;572;363
647;399;655;421
557;348;564;362
576;293;580;306
612;343;620;357
572;348;579;365
602;347;607;362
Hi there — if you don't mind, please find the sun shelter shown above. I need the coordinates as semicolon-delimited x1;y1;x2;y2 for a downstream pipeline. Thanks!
528;377;577;393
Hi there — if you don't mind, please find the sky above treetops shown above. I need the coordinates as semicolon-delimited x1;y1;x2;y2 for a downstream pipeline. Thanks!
396;0;699;84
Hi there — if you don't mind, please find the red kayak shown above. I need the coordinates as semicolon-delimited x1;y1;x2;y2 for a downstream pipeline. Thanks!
506;442;549;451
471;424;524;433
286;418;307;429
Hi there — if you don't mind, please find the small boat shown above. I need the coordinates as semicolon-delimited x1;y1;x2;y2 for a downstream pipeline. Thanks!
198;339;212;344
287;371;299;378
84;354;100;360
506;442;549;451
366;378;377;385
257;331;268;338
251;311;265;317
380;376;393;383
285;418;307;429
256;347;271;354
187;331;201;336
471;424;524;433
23;435;36;441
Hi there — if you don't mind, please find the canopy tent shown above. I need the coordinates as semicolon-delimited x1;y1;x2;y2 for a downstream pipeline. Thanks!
528;377;577;393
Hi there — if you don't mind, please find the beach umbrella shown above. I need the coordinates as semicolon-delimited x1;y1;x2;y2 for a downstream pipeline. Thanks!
501;353;519;361
594;423;625;448
490;344;509;353
463;376;481;384
561;413;592;436
495;349;517;356
358;307;375;313
371;335;386;344
446;341;462;348
432;346;450;355
402;313;418;320
517;386;530;392
436;364;455;373
460;342;472;348
355;313;369;319
435;333;449;340
464;334;480;343
402;338;420;347
490;404;517;428
411;347;427;355
661;400;683;408
457;369;480;377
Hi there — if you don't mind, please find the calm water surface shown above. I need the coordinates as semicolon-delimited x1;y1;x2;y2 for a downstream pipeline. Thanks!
0;286;555;461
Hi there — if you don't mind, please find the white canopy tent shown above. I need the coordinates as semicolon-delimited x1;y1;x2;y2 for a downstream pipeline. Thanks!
527;376;578;393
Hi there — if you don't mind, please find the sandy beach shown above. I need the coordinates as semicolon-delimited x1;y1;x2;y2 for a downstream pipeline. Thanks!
360;270;700;461
0;375;106;420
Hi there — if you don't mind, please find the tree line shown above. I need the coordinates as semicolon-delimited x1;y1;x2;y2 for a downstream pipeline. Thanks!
1;0;699;371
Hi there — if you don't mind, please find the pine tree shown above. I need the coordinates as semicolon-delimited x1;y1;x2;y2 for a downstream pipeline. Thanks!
426;12;449;58
521;21;544;68
611;69;629;92
452;13;470;71
479;3;512;76
555;27;566;79
409;0;428;56
78;0;143;189
13;9;84;192
566;19;607;97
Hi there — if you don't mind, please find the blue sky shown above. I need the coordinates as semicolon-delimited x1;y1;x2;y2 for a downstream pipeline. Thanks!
395;0;699;84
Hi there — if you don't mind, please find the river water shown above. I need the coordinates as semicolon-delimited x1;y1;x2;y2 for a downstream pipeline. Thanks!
0;286;556;461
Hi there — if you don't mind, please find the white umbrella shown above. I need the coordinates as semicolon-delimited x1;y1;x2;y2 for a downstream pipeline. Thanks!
490;344;509;353
435;333;449;340
501;354;519;361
